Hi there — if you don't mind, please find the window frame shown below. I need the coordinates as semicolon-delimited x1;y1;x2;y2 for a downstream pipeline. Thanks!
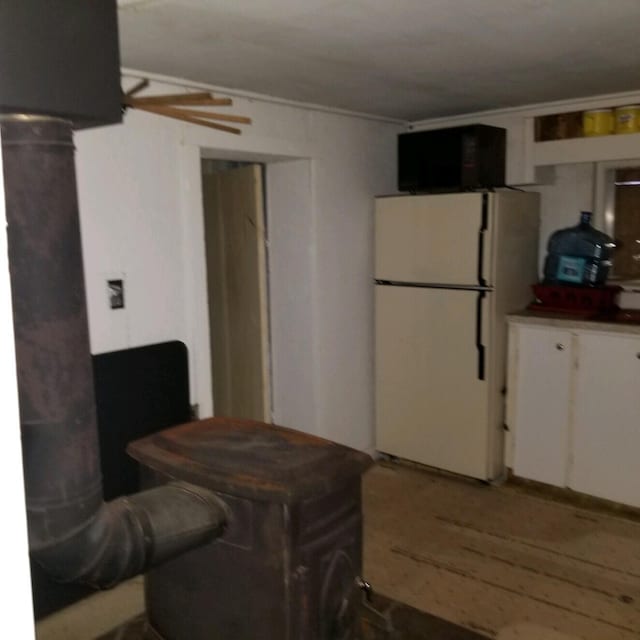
594;158;640;280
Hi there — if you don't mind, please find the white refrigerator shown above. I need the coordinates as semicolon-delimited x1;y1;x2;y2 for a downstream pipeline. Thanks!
374;191;539;481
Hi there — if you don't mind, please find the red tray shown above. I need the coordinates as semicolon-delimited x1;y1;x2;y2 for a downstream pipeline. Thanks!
529;284;622;314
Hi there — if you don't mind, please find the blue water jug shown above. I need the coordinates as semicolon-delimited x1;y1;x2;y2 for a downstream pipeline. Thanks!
543;211;616;286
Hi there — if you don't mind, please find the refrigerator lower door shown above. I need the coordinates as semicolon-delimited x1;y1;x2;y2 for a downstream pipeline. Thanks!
375;285;492;480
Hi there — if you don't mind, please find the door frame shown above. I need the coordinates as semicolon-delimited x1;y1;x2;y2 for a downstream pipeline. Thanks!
179;144;315;430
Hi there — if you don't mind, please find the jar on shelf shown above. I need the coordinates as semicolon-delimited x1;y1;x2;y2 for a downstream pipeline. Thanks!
582;109;614;136
614;105;640;134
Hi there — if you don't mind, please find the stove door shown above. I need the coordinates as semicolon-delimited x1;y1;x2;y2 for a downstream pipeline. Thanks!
320;550;361;640
292;481;364;639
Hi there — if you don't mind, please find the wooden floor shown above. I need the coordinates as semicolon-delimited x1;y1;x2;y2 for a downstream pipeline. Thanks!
363;461;640;640
37;460;640;639
95;593;489;640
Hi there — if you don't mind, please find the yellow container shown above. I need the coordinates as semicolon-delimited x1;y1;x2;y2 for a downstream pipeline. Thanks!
614;105;640;134
583;109;614;136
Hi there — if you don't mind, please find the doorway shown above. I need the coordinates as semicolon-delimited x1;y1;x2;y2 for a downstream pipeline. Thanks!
201;160;271;422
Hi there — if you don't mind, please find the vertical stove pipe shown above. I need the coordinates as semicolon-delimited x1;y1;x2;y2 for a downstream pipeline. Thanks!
3;115;227;588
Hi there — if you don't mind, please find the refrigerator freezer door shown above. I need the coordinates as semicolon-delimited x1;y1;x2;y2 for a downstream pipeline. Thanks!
375;285;492;479
375;193;493;286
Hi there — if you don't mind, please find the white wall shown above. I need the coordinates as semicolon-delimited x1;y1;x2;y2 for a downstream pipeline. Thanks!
409;92;640;280
266;159;317;433
76;109;185;353
2;80;636;625
75;73;402;451
411;89;640;186
74;75;623;458
310;111;399;449
529;163;596;274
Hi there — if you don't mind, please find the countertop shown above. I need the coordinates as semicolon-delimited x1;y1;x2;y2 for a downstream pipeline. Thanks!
508;308;640;335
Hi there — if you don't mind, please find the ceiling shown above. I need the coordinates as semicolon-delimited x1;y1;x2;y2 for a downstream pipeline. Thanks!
117;0;640;121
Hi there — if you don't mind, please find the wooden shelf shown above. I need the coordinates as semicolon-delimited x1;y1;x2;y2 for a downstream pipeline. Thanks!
534;131;640;167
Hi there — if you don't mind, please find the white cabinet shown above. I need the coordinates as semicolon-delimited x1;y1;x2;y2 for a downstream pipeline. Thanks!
570;332;640;506
508;325;573;487
507;318;640;508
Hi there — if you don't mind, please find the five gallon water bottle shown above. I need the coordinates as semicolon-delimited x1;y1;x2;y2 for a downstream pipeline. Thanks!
543;211;616;286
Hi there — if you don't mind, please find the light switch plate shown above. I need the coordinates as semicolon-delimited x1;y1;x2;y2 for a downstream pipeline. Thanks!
107;279;124;309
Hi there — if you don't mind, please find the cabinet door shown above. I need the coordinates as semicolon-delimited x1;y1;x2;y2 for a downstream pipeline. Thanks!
570;332;640;507
510;325;573;487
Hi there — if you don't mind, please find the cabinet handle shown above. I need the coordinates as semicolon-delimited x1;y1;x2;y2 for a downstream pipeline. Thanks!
556;343;565;351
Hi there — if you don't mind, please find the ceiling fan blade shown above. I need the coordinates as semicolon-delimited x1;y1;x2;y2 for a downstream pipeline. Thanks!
126;92;233;107
133;104;242;135
159;106;251;125
124;79;150;97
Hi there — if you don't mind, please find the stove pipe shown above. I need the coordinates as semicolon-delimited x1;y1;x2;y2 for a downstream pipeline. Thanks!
2;115;228;588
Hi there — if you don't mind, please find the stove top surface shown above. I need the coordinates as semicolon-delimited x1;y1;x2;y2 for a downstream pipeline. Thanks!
128;417;372;503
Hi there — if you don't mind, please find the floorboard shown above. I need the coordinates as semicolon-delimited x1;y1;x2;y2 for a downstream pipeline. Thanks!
36;460;640;639
363;461;640;639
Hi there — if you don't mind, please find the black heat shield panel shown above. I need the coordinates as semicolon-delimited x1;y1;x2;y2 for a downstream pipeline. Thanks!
30;341;192;619
0;0;122;128
94;340;192;501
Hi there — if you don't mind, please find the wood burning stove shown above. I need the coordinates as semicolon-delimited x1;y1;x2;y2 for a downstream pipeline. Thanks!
128;417;372;640
1;6;374;639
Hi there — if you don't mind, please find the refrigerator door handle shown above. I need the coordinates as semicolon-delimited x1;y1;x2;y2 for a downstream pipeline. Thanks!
475;290;486;381
477;193;489;287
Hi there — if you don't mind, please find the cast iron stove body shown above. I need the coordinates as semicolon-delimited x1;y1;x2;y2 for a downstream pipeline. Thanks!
128;417;372;640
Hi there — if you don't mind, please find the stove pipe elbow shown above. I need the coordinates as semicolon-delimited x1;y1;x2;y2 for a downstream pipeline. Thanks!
31;482;227;589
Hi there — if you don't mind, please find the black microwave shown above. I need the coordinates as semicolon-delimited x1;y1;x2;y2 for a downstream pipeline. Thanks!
398;124;506;192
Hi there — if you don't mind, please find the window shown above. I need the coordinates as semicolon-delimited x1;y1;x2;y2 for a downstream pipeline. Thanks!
596;161;640;280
